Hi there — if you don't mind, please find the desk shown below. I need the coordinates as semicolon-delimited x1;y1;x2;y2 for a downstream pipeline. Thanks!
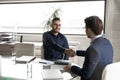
0;56;79;80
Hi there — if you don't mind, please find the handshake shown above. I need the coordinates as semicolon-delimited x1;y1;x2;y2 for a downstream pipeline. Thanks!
64;49;76;57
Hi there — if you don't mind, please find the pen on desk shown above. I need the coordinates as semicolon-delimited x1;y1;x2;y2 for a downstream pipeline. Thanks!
39;61;47;64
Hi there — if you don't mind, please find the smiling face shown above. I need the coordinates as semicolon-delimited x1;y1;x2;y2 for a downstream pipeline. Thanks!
51;19;61;34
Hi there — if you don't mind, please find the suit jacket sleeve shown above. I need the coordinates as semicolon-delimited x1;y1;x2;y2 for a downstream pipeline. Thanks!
71;46;100;80
76;50;87;57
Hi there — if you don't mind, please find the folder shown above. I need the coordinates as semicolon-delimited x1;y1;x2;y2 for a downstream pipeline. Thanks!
16;56;36;64
42;69;63;80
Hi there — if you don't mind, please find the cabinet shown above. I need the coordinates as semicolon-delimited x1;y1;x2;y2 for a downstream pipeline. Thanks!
0;32;15;42
0;44;14;56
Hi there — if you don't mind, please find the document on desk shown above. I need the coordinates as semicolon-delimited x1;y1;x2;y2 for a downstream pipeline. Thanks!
42;69;63;80
16;56;36;64
39;59;54;65
54;60;71;65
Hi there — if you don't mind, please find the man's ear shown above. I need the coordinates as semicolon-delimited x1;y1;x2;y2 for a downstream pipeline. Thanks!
88;28;95;36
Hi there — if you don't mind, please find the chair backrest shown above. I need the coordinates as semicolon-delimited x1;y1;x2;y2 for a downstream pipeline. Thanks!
0;44;14;56
40;45;44;59
102;62;120;80
14;43;34;57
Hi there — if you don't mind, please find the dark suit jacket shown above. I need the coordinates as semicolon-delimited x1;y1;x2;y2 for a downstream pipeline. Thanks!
71;37;113;80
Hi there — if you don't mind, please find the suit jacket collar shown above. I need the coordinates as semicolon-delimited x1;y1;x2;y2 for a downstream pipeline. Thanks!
90;34;103;44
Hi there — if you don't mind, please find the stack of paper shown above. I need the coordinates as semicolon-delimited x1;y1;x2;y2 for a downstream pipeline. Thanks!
54;60;70;65
39;59;54;65
16;56;36;64
42;69;63;80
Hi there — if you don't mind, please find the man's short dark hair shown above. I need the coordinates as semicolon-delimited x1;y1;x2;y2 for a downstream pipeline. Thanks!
85;16;103;35
52;17;60;24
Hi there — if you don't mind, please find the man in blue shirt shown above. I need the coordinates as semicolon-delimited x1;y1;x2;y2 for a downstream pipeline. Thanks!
43;17;69;60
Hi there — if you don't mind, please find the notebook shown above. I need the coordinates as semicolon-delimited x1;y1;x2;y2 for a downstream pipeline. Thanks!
16;56;36;64
42;69;63;80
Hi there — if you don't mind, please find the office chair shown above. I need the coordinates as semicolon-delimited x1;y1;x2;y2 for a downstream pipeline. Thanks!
0;44;14;56
14;43;34;57
102;62;120;80
40;45;44;59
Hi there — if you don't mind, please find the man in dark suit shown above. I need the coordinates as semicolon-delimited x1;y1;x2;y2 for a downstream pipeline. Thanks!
64;16;113;80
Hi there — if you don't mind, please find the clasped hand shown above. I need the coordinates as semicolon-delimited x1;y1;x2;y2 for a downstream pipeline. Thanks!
64;49;76;57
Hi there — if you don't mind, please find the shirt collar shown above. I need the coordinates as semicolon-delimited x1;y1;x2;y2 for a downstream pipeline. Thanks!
91;34;103;43
50;30;60;37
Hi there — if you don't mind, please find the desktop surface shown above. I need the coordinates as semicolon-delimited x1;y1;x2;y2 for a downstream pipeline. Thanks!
0;56;79;80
